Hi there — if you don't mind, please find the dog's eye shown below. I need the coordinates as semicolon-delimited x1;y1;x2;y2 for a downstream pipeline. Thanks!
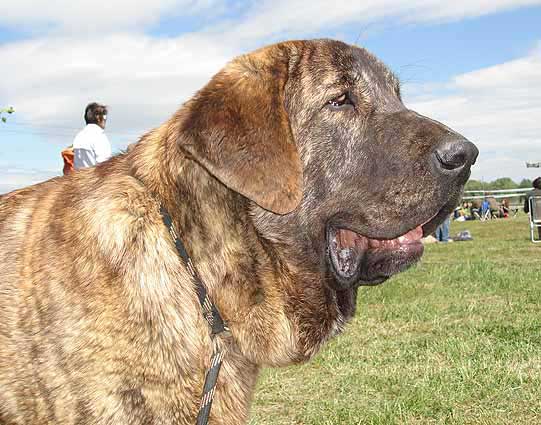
327;93;353;109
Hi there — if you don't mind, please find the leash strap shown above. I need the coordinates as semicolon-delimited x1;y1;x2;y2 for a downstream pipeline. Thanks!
196;348;227;425
160;206;229;425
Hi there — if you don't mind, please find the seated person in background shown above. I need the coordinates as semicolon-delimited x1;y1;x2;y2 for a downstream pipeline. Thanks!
524;177;541;238
481;198;491;219
454;202;474;221
470;199;481;220
487;197;500;218
500;199;510;218
464;202;475;220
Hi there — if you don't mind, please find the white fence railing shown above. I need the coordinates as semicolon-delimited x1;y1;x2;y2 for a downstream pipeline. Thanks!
464;188;531;194
462;194;524;200
462;187;530;201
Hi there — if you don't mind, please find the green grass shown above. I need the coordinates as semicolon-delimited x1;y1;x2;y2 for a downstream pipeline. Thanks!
250;214;541;425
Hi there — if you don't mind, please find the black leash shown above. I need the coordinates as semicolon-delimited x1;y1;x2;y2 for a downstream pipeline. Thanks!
160;205;229;425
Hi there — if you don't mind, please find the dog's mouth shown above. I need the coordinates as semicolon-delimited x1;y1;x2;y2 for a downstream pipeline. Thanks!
326;224;424;290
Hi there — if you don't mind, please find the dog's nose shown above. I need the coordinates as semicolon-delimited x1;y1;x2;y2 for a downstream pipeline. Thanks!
433;136;478;173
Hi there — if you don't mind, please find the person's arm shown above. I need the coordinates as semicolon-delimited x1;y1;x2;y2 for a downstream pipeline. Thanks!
95;133;112;164
524;197;530;214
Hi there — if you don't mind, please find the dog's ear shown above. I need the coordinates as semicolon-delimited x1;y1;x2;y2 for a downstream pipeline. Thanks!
178;45;303;214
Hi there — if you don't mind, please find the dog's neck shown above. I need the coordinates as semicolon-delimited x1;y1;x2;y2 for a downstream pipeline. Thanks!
128;121;260;299
126;122;320;367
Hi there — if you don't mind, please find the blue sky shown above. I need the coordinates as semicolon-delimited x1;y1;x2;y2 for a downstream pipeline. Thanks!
1;0;541;193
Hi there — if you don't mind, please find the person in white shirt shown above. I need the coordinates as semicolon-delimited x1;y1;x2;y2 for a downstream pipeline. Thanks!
73;102;112;169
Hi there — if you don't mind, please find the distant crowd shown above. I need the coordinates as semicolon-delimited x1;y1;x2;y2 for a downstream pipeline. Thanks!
453;197;516;222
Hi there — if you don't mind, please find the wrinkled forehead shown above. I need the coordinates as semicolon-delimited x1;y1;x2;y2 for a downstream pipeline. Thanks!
290;40;401;103
349;44;400;93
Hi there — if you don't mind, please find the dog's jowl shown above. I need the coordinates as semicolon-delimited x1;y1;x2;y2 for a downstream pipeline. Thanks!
0;39;477;424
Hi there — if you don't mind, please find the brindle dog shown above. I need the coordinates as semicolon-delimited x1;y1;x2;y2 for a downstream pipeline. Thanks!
0;39;477;424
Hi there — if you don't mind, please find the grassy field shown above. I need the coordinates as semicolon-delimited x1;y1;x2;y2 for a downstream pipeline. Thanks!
250;214;541;425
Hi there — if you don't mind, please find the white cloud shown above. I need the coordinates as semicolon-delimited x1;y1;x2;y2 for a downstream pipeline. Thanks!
3;0;540;38
217;0;541;43
0;0;222;34
405;45;541;181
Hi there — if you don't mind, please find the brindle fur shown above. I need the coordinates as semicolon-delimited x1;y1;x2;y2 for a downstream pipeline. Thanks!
0;39;474;424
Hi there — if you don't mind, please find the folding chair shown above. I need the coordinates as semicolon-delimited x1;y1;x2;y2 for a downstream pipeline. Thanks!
481;208;491;221
480;200;495;221
529;196;541;243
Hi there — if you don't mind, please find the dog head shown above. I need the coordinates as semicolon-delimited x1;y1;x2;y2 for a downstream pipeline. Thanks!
180;38;476;285
176;39;477;358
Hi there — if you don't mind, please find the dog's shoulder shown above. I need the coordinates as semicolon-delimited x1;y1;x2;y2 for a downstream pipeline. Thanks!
72;170;169;271
0;166;171;274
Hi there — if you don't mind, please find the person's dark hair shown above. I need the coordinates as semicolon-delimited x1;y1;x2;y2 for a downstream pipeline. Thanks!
84;102;108;125
533;177;541;190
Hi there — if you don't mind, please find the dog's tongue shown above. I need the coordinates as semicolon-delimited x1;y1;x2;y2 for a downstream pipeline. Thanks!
337;226;423;251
